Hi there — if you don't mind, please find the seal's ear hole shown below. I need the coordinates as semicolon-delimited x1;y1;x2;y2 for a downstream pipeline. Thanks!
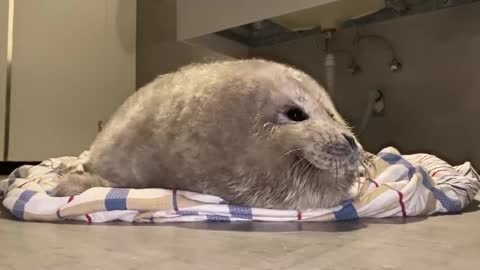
285;107;309;122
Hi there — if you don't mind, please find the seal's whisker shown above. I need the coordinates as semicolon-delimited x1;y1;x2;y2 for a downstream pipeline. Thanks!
334;160;339;180
298;161;313;179
279;148;308;159
288;156;307;177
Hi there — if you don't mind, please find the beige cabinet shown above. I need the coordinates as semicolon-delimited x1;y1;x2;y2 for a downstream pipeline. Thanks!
8;0;136;161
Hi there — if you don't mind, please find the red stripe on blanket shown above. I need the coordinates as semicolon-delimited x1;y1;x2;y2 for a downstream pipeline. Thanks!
370;179;379;187
397;191;407;218
67;195;75;203
297;210;302;220
18;180;34;188
431;169;450;177
85;214;92;224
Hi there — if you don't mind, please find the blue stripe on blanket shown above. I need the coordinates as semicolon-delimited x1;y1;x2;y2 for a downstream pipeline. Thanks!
172;190;178;211
7;178;15;187
105;188;130;210
228;205;253;219
207;215;230;222
418;168;462;212
56;209;63;219
176;210;198;216
378;152;416;178
13;168;22;178
334;203;358;221
380;151;463;212
12;190;37;220
7;168;22;187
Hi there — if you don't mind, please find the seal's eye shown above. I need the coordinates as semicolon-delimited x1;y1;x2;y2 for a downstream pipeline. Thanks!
285;107;309;122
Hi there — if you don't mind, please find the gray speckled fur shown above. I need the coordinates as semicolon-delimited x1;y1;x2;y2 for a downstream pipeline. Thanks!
53;59;364;210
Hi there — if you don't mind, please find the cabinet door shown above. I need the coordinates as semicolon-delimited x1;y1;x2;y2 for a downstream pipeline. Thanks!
9;0;136;161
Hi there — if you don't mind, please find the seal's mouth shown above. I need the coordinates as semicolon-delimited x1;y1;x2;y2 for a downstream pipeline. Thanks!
293;151;364;176
287;151;371;199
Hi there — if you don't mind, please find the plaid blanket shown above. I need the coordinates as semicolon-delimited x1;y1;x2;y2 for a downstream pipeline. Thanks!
1;147;479;223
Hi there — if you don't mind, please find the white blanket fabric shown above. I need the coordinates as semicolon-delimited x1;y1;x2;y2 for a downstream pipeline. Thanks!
1;147;479;223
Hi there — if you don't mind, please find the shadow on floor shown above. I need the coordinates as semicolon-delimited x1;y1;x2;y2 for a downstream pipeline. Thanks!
168;215;429;233
0;204;17;221
462;199;480;213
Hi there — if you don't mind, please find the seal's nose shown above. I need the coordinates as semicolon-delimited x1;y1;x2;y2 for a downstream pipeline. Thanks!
342;134;357;150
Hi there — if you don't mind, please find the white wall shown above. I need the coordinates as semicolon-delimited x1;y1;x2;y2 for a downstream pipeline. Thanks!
9;0;136;160
252;2;480;166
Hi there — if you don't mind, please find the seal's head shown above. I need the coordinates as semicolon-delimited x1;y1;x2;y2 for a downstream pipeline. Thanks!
171;59;365;209
254;61;363;175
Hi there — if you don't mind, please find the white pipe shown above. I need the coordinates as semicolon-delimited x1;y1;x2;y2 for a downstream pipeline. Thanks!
358;89;380;135
325;52;335;98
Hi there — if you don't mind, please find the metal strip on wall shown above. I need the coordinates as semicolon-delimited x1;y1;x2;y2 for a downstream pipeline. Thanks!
3;0;14;161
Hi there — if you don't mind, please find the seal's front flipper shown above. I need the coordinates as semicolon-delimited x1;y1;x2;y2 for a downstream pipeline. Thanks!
51;172;113;196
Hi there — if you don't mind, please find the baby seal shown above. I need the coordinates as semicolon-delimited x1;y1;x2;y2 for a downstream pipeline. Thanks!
53;59;364;209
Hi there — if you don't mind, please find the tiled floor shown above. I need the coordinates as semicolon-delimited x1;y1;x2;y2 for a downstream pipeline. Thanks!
0;195;479;270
